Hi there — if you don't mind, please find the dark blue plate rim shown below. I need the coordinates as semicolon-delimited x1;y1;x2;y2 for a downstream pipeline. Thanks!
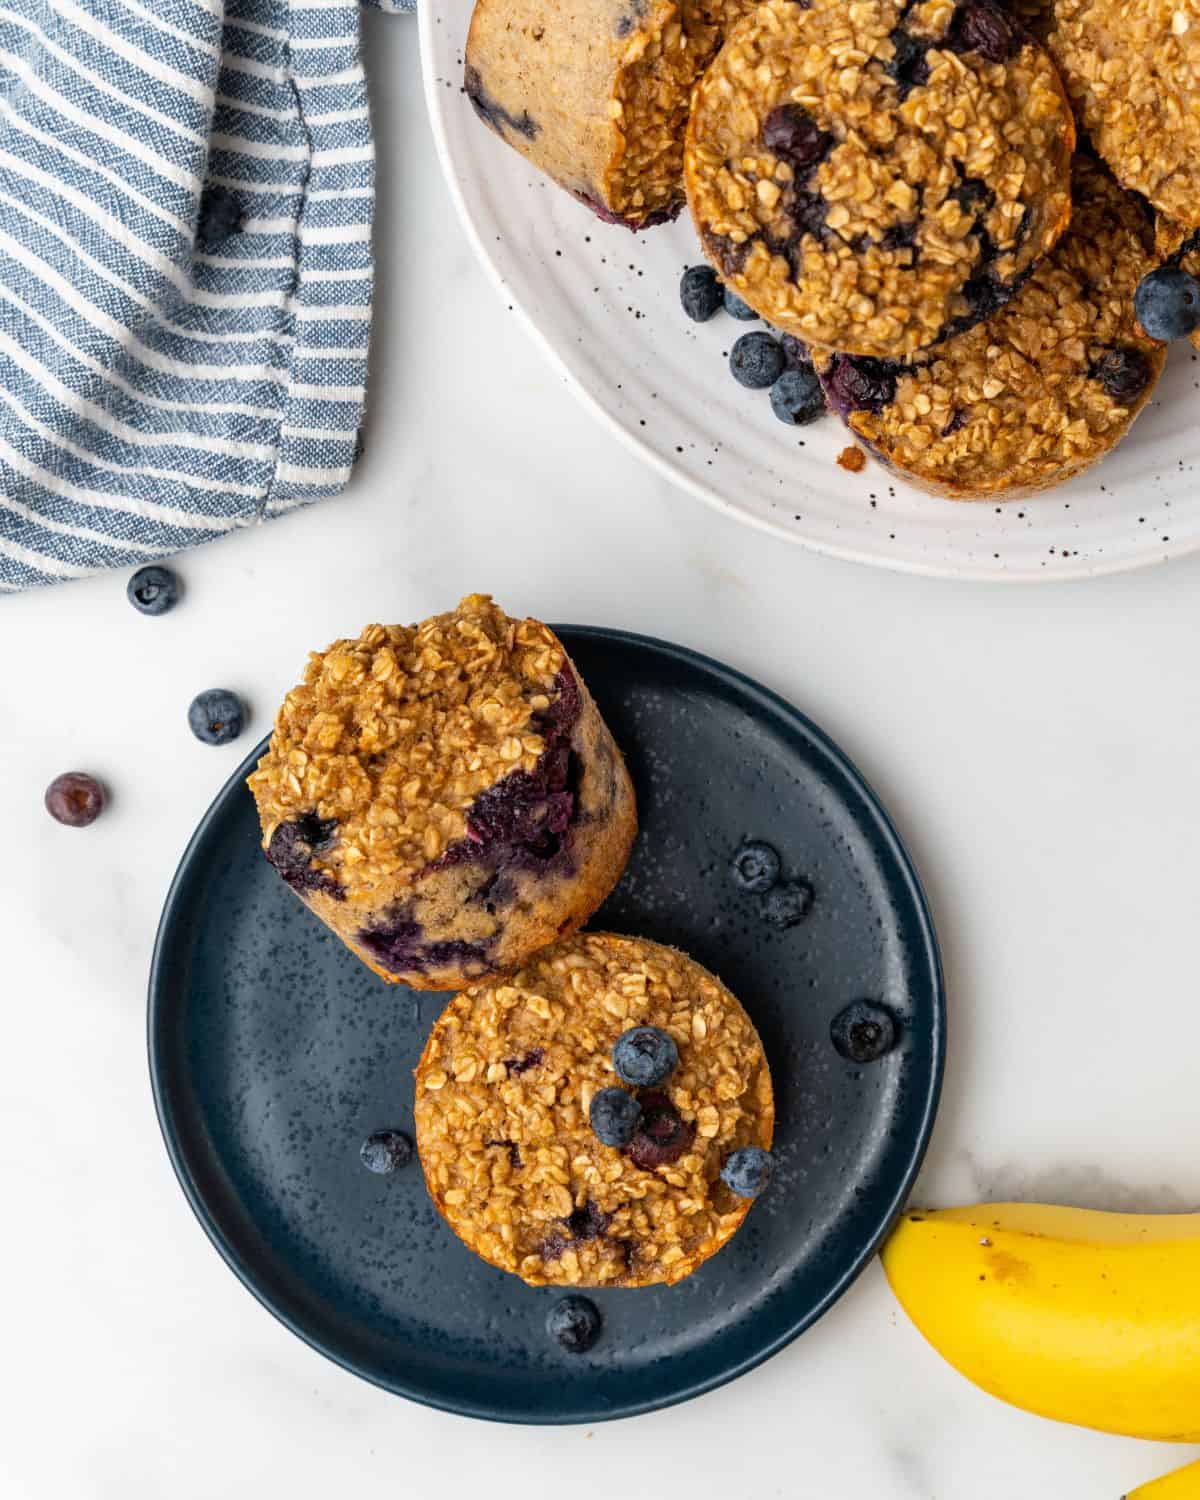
148;625;945;1423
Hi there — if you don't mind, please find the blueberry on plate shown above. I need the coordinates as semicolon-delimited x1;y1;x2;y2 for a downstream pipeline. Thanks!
770;365;825;425
1134;266;1200;341
188;688;245;745
730;331;786;389
831;1000;897;1063
760;879;813;929
547;1295;602;1354
731;840;781;893
720;1146;774;1198
723;284;759;320
359;1130;413;1174
589;1087;642;1147
680;264;724;322
126;564;179;616
612;1025;679;1088
44;772;106;827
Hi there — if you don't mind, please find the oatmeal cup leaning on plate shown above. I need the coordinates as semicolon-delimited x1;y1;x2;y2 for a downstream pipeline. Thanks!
247;595;637;991
414;932;775;1288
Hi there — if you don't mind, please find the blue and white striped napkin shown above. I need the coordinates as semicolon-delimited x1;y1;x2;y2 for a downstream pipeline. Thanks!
0;0;412;592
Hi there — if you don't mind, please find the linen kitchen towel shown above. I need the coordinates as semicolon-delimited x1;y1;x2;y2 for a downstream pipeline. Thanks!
0;0;413;591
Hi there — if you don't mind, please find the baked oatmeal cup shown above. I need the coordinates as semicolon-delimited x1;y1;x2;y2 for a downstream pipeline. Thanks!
464;0;726;230
815;156;1163;498
1044;0;1200;228
247;596;636;990
684;0;1075;358
415;933;775;1288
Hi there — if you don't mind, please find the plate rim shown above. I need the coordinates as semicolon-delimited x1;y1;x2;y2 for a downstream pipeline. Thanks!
414;5;1190;586
147;625;946;1424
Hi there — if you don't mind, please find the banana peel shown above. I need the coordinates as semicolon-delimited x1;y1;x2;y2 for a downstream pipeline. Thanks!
881;1203;1200;1442
1126;1459;1200;1499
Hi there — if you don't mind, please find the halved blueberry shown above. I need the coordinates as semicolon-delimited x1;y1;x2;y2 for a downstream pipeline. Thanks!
44;772;106;827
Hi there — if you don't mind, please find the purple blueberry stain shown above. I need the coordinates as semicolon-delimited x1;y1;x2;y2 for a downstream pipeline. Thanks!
357;909;492;977
823;353;901;415
463;64;539;141
503;1047;545;1076
762;104;834;173
625;1091;695;1170
267;812;345;901
1091;347;1152;403
947;0;1022;62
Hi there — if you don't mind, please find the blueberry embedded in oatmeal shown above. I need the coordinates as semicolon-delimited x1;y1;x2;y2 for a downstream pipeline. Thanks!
414;933;775;1287
464;0;726;229
814;157;1165;499
683;0;1074;359
247;596;637;991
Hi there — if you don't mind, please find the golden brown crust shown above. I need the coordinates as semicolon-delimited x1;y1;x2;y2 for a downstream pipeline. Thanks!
1045;0;1200;227
684;0;1075;358
817;157;1164;499
415;933;774;1287
248;596;637;990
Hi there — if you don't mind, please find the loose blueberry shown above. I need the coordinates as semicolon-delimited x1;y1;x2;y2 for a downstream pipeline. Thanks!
760;879;814;929
723;285;759;320
126;564;179;616
196;185;244;250
188;688;244;745
731;840;781;893
359;1130;413;1174
1091;347;1151;403
730;331;786;389
44;772;106;827
720;1146;774;1198
547;1295;602;1353
831;1000;898;1063
589;1087;643;1147
1134;266;1200;341
612;1026;679;1088
680;264;724;322
761;104;834;172
770;365;825;425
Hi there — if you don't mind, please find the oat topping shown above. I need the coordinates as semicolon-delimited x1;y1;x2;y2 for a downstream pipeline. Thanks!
1045;0;1200;226
684;0;1074;357
415;933;774;1287
247;595;568;901
818;156;1164;497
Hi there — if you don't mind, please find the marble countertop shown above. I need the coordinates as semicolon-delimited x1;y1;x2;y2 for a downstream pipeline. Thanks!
5;13;1200;1498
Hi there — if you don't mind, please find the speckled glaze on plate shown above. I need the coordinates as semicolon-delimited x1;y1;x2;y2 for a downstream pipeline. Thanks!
149;628;944;1423
419;4;1200;582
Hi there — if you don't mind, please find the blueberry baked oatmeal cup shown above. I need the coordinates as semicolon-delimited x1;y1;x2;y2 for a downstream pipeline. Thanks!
464;0;727;230
415;933;775;1288
248;596;637;990
684;0;1075;358
815;156;1163;499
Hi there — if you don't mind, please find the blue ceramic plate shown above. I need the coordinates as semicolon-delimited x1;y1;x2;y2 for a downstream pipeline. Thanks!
149;627;944;1423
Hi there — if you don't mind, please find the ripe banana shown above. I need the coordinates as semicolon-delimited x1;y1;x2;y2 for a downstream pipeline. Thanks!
1127;1459;1200;1499
881;1203;1200;1441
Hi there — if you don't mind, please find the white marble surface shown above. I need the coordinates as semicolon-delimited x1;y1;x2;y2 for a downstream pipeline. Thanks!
4;13;1200;1498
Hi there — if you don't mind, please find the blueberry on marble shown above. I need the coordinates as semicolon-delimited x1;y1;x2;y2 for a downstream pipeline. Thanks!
680;265;724;322
360;1130;413;1174
831;1000;897;1063
723;285;759;320
760;879;813;929
1134;266;1200;341
730;331;786;389
720;1146;774;1198
126;564;179;616
590;1087;643;1147
196;185;244;250
1091;347;1151;403
188;688;244;745
612;1026;679;1087
547;1295;602;1354
771;366;825;425
731;840;781;893
44;772;106;827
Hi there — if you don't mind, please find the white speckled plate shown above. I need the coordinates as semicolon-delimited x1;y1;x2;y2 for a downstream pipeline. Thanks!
419;4;1200;581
